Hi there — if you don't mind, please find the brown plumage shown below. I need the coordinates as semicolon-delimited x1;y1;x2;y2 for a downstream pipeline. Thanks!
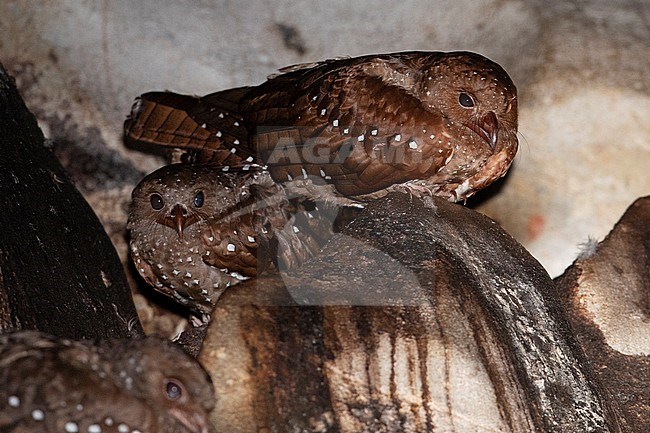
0;331;215;433
125;51;518;317
128;164;340;317
125;51;518;202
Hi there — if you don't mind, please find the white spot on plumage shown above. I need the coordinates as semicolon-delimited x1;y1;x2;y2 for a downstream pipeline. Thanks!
230;271;249;280
302;168;308;179
320;109;327;116
409;141;418;149
200;123;207;129
117;424;129;433
65;421;79;433
287;173;293;181
247;235;255;243
343;128;349;134
320;169;326;177
332;119;339;127
454;179;472;198
227;243;236;252
371;129;378;135
8;395;19;407
192;279;200;285
88;424;102;433
31;409;44;421
246;156;254;162
104;418;114;426
292;226;300;233
185;272;192;278
234;121;240;126
394;134;402;142
172;269;180;275
216;131;222;137
357;135;365;142
243;164;251;171
230;148;237;154
218;113;225;118
186;257;193;262
208;236;215;242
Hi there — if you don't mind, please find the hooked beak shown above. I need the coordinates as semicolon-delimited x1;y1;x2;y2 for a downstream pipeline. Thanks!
172;205;187;240
465;111;499;150
159;204;190;241
169;407;213;433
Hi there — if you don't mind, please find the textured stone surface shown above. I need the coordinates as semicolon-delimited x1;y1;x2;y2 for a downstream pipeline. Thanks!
0;62;142;339
555;196;650;431
200;194;619;432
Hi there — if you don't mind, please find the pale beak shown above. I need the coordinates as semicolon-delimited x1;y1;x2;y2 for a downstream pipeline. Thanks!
169;407;213;433
170;204;188;240
465;111;499;149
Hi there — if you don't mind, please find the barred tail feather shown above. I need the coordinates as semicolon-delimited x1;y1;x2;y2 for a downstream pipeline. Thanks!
124;91;255;166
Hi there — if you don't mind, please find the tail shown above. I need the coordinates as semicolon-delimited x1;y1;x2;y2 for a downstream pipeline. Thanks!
124;89;255;166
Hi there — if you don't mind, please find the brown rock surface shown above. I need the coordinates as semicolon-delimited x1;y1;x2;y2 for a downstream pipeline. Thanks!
200;194;620;432
0;63;142;339
555;196;650;431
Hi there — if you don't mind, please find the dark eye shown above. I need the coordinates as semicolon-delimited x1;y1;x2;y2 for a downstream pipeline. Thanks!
164;379;183;401
150;193;164;210
459;92;475;108
193;191;204;208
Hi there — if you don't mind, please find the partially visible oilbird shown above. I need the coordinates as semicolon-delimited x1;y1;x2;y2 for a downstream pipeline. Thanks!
0;331;215;433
